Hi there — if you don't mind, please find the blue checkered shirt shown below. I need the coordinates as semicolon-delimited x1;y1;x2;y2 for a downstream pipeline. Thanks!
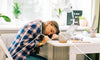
8;21;42;60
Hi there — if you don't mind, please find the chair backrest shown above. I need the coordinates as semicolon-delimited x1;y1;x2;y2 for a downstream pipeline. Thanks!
0;39;13;60
0;33;48;59
1;33;17;48
0;33;17;60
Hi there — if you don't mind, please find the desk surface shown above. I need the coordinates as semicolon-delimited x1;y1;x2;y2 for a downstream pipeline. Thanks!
47;34;100;60
47;34;100;47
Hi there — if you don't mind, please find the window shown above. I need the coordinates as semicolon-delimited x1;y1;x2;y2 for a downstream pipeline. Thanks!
0;0;95;27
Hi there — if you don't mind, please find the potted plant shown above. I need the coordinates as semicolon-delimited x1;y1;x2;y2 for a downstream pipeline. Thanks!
0;13;11;22
56;8;66;26
57;8;64;18
13;2;21;19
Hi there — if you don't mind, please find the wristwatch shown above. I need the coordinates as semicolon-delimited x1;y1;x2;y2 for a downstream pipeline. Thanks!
39;43;43;46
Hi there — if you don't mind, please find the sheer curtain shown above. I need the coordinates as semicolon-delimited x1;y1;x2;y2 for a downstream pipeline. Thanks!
92;0;100;33
0;0;7;14
0;0;13;24
0;0;13;17
97;1;100;33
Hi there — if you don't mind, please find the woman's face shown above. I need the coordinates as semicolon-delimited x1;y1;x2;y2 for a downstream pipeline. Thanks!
45;24;56;35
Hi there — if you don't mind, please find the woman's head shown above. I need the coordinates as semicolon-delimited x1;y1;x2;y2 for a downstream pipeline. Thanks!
42;21;60;36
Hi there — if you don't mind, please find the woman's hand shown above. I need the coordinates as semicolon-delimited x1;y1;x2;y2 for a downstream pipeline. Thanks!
51;34;59;40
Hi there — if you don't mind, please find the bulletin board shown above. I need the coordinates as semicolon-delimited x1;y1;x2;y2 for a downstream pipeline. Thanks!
67;10;82;25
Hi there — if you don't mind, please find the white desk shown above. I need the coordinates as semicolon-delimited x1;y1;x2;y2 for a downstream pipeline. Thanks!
47;34;100;60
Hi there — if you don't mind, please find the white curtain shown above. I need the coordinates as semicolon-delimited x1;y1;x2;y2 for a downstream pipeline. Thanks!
92;0;100;31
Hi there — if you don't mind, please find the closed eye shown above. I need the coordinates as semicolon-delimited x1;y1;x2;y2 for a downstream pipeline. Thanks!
51;30;54;33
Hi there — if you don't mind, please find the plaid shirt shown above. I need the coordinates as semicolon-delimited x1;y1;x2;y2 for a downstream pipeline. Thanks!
8;21;42;60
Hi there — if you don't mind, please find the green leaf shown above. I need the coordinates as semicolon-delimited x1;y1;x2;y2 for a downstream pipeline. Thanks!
0;13;2;15
15;2;19;9
13;2;21;19
59;8;62;15
79;16;85;20
84;29;89;32
1;15;11;22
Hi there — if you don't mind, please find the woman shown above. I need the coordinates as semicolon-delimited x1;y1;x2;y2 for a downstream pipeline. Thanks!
8;20;60;60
